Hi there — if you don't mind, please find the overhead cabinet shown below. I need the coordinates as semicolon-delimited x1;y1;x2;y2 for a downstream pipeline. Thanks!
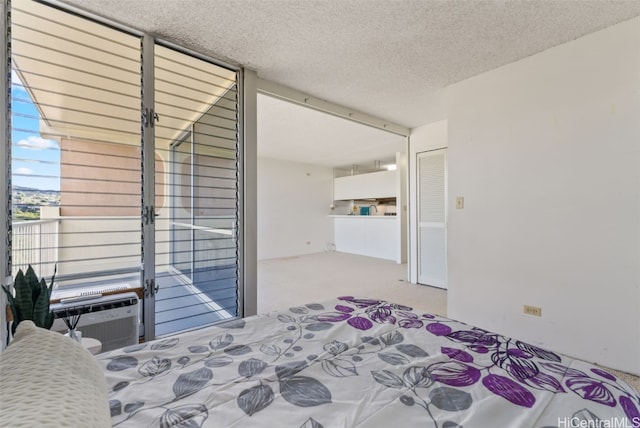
334;170;396;200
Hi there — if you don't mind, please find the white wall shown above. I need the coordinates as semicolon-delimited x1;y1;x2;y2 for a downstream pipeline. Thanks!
408;120;448;284
257;157;334;260
446;17;640;374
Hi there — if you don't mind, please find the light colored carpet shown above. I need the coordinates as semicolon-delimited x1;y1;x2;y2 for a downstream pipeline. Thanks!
257;251;639;393
258;251;446;316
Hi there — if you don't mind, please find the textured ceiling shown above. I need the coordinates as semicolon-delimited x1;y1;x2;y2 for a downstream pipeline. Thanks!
57;0;640;166
60;0;640;128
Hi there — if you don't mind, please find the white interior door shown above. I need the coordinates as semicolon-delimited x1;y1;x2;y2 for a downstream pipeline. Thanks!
417;149;447;288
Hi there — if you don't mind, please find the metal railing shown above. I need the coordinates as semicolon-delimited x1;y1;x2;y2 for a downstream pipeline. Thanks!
11;219;60;278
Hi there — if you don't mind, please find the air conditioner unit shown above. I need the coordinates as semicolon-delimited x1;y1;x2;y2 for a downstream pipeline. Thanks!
51;292;139;353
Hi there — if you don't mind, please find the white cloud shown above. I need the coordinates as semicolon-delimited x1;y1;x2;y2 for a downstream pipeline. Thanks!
11;69;28;96
11;69;22;85
15;168;33;175
16;136;58;151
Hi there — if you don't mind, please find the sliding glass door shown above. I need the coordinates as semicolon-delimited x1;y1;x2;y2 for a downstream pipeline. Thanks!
6;1;243;342
152;44;240;337
9;1;142;285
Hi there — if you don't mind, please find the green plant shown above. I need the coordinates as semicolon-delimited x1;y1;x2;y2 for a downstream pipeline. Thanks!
2;265;56;336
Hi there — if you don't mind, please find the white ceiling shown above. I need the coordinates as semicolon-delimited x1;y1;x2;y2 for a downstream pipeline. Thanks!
257;94;405;168
59;0;640;165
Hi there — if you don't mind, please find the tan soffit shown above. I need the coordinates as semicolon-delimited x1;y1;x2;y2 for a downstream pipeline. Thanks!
13;1;236;147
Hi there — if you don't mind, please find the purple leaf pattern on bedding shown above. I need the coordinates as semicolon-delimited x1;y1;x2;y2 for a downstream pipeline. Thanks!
520;370;565;393
426;322;452;336
619;396;640;422
591;368;617;382
335;304;354;313
99;297;638;427
566;378;617;407
539;362;588;378
482;374;536;408
399;318;424;329
347;316;373;330
429;361;482;387
441;347;473;363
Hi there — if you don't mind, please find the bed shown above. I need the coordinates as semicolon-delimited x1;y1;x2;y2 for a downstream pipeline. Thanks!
93;296;640;427
2;296;639;427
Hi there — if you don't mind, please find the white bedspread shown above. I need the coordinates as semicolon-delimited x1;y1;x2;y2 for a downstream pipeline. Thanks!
97;297;640;427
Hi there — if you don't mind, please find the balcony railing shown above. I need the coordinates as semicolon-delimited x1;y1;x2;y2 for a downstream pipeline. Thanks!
11;215;237;337
10;216;236;285
11;219;60;279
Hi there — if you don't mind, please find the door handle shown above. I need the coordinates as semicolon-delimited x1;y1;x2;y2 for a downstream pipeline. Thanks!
145;278;159;297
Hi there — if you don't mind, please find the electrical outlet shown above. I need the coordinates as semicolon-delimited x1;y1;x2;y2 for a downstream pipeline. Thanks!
523;305;542;317
456;197;464;209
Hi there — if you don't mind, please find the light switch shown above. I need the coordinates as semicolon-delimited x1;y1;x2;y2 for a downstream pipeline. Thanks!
456;197;464;209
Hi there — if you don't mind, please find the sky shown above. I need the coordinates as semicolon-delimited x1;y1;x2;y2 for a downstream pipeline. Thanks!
11;70;61;191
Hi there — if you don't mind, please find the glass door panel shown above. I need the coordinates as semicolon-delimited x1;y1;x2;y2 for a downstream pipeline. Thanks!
154;44;239;337
10;1;142;290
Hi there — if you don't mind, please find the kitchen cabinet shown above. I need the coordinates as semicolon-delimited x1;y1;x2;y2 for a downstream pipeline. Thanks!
334;170;396;200
332;216;397;261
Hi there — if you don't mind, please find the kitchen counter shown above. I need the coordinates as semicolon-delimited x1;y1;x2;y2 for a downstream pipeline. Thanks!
328;215;396;219
331;215;398;261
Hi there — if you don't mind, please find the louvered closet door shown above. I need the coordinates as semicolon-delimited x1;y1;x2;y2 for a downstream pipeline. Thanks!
417;149;447;288
152;44;240;337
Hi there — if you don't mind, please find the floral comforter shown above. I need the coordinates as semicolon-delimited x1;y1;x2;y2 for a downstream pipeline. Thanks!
97;297;640;427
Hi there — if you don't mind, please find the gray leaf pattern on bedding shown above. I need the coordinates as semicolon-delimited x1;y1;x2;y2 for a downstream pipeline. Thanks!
97;297;640;427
